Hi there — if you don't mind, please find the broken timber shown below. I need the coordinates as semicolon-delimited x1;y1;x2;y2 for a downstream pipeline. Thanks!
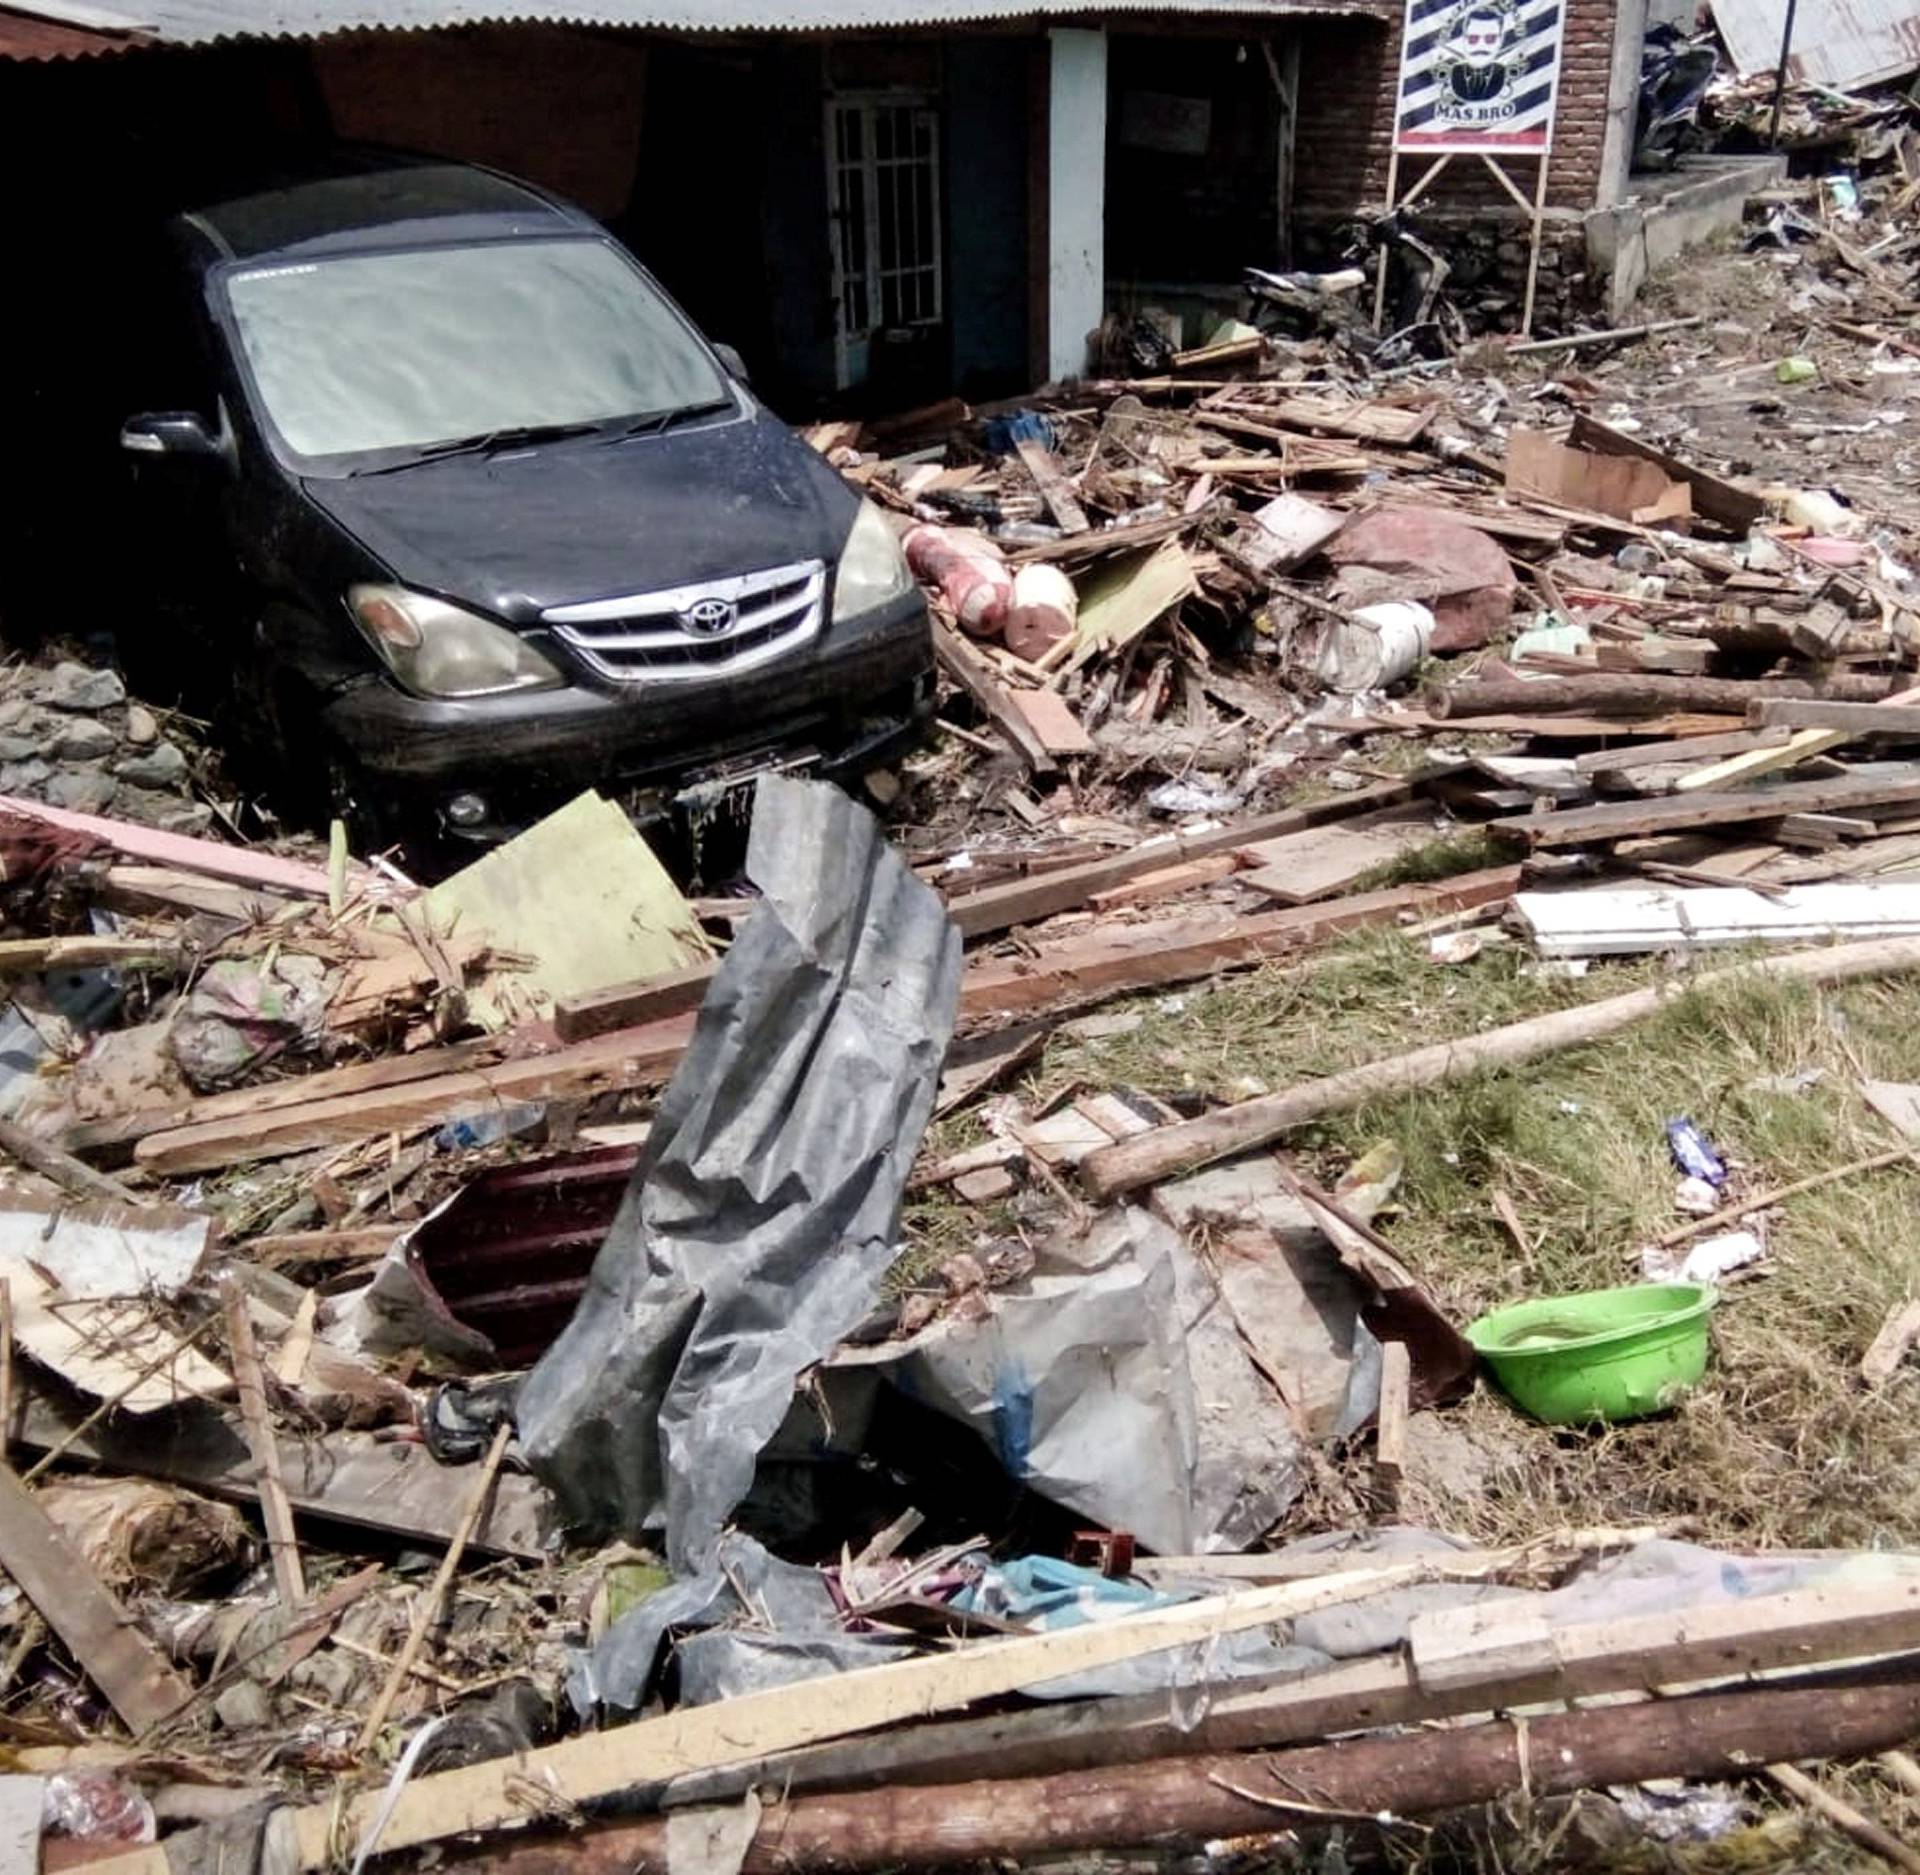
0;1461;194;1735
430;1673;1920;1875
1431;674;1907;721
95;1557;1499;1873
934;623;1058;774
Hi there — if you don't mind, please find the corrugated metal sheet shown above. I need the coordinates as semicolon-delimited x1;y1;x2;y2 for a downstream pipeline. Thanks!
1716;0;1920;92
0;0;1389;59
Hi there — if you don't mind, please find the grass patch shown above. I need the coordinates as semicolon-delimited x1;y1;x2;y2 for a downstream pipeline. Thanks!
1015;928;1920;1553
1358;824;1520;890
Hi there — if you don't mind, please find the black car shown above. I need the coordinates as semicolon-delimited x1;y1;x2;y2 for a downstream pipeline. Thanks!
117;151;934;854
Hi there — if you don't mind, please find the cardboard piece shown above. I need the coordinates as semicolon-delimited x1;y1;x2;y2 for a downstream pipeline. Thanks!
1506;429;1693;528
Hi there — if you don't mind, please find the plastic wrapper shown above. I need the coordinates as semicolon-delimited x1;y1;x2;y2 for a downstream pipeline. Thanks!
518;776;962;1569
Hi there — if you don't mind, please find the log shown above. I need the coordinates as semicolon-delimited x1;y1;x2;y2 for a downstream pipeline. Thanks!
1431;674;1905;722
1081;934;1920;1198
654;1570;1920;1809
86;1547;1594;1874
1508;313;1704;355
426;1671;1920;1875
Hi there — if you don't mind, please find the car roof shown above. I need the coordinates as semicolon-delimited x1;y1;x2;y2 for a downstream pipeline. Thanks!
179;150;593;266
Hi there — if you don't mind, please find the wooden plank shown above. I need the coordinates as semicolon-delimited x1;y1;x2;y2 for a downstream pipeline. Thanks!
1375;1340;1409;1510
934;624;1057;775
956;868;1521;1019
941;772;1441;941
0;795;350;899
1574;727;1792;776
654;1570;1920;1812
553;775;1454;1044
224;1281;305;1609
1005;688;1095;757
94;864;300;922
1752;700;1920;735
1568;412;1767;531
552;961;717;1044
1013;437;1090;533
95;1551;1543;1873
12;1397;554;1561
1086;855;1240;912
0;1462;193;1735
132;1015;696;1175
1238;809;1438;904
1524;776;1920;848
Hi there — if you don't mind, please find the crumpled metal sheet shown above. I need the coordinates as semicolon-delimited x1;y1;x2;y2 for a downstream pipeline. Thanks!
837;1208;1306;1556
517;776;961;1570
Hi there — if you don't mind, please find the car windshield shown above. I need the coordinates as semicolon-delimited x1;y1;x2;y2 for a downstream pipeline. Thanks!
223;237;731;461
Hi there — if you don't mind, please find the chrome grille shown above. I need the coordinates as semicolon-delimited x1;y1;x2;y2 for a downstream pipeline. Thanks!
543;559;825;683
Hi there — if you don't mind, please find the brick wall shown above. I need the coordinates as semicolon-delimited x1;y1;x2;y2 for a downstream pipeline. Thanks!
1294;0;1624;218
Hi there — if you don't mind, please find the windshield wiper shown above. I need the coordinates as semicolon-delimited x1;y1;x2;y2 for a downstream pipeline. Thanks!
350;419;606;476
607;398;734;442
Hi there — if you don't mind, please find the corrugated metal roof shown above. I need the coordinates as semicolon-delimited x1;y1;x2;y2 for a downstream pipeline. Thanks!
1716;0;1920;91
1;0;1388;58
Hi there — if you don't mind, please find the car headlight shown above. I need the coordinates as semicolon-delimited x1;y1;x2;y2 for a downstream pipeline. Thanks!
832;500;914;623
347;585;563;699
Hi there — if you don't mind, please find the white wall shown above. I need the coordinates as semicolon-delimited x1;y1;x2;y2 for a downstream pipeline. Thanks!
1047;27;1107;383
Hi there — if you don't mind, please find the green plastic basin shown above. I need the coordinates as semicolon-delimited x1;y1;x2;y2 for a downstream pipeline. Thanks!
1464;1282;1715;1425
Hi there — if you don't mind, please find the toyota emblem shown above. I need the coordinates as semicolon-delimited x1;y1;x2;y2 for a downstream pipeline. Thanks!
682;597;736;637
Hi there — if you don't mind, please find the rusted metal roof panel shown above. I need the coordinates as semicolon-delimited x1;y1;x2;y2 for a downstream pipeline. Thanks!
2;0;1391;58
0;5;146;54
1716;0;1920;92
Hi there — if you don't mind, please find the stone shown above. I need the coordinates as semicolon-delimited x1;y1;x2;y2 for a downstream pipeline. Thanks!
34;662;125;712
0;761;50;794
214;1679;272;1733
53;718;118;762
116;788;212;835
112;742;189;789
122;704;159;746
43;769;117;814
0;699;31;732
0;736;41;765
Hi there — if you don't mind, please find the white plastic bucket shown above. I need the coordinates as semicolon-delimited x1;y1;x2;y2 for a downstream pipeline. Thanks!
1317;599;1435;694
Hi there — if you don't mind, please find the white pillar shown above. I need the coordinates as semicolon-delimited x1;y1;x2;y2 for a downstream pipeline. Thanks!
1046;26;1106;383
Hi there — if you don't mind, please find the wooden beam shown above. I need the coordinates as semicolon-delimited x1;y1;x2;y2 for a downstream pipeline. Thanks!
1752;701;1920;735
1013;437;1090;533
554;774;1455;1042
0;937;187;976
419;1672;1920;1875
934;624;1058;775
1374;1340;1408;1511
1524;775;1920;849
92;1551;1587;1874
953;869;1520;1020
656;1571;1920;1811
132;1016;695;1175
1081;934;1920;1198
0;1463;194;1736
1573;728;1792;776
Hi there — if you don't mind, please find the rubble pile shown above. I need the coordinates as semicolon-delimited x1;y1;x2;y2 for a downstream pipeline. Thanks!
8;161;1920;1875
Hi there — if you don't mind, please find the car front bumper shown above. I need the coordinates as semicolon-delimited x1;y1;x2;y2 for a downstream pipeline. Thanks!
315;591;935;837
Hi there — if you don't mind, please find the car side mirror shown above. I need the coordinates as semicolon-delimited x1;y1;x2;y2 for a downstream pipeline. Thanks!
712;343;750;385
121;412;221;460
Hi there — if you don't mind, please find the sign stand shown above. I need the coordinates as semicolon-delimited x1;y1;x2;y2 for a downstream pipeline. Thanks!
1378;0;1566;338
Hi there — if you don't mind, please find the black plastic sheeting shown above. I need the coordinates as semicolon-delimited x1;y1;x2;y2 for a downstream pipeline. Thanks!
516;776;962;1572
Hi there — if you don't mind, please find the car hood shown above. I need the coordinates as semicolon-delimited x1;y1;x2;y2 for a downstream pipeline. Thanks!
300;409;856;618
